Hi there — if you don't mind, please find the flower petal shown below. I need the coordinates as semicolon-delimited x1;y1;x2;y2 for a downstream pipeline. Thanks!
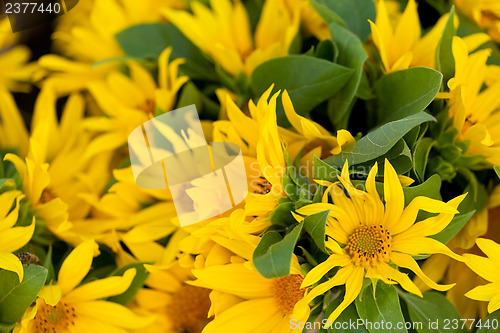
58;239;99;295
0;251;24;282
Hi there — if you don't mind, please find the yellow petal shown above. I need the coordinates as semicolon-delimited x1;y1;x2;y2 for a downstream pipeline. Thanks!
390;252;454;291
464;253;500;283
465;283;500;302
374;262;422;297
64;268;136;303
324;266;364;325
38;285;62;306
0;218;35;253
382;159;405;230
75;300;154;329
0;252;24;282
301;254;351;288
58;239;99;295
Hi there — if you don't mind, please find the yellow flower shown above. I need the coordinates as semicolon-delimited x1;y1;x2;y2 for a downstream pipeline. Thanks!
0;87;29;157
295;159;465;324
15;239;153;332
0;191;35;281
446;36;500;166
0;18;35;92
188;256;310;333
464;238;500;314
455;0;500;42
369;0;455;72
416;185;500;320
283;0;330;39
4;86;112;240
82;47;188;159
36;0;185;95
163;0;300;75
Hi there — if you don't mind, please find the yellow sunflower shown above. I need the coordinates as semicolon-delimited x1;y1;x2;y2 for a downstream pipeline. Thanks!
163;0;300;76
188;256;310;333
82;47;188;159
295;159;465;324
369;0;457;72
4;86;113;241
15;239;153;332
455;0;500;42
446;36;500;166
0;190;35;281
416;185;500;320
0;87;29;157
0;18;35;92
36;0;185;95
464;238;500;314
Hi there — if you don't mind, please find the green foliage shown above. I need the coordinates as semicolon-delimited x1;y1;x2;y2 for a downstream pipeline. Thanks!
356;282;407;333
253;223;304;278
251;55;353;122
0;265;48;326
375;67;442;124
399;290;467;333
435;6;456;87
116;23;217;80
303;210;330;254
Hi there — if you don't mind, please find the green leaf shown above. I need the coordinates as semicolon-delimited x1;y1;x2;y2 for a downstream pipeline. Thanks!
328;22;368;128
107;262;150;305
283;173;300;201
326;112;436;167
431;210;475;245
251;55;353;118
399;290;467;333
323;292;369;333
0;323;15;333
403;174;442;206
413;137;436;182
269;202;296;226
494;166;500;179
436;6;456;87
312;0;376;41
375;67;442;124
476;310;500;333
303;210;330;253
115;23;216;81
253;223;304;278
313;156;340;182
356;281;407;333
0;265;48;325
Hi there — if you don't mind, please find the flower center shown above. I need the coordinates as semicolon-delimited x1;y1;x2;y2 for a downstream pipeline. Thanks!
345;225;391;268
34;301;76;333
165;285;212;333
40;188;56;204
273;274;306;315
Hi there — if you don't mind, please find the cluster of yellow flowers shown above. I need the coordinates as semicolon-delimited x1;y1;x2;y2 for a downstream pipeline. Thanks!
1;0;500;332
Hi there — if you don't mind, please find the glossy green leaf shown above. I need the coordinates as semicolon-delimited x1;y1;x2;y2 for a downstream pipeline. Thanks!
312;0;376;41
356;281;407;333
328;22;368;128
375;67;442;124
403;174;442;206
107;262;150;305
0;265;48;325
253;223;304;278
303;210;330;253
251;55;353;117
115;23;216;80
313;156;340;182
476;310;500;333
269;202;296;226
323;291;369;333
431;210;475;245
326;112;436;167
413;137;435;182
399;291;467;333
436;6;456;86
494;166;500;179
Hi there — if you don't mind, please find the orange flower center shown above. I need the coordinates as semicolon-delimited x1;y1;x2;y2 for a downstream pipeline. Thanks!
34;301;76;333
346;225;392;268
165;285;212;333
273;274;306;315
